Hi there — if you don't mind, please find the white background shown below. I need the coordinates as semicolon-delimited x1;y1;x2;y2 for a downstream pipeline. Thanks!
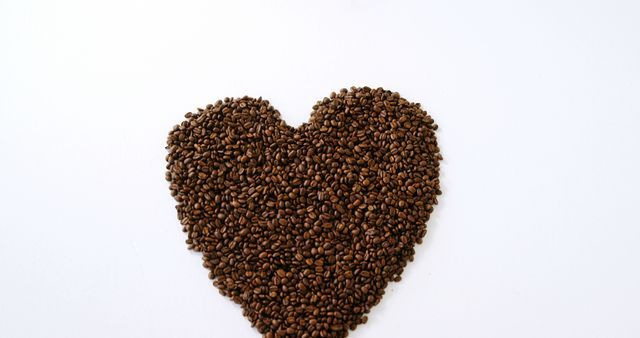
1;1;639;337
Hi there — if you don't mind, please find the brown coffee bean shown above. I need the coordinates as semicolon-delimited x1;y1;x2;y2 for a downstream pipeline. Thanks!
166;87;441;338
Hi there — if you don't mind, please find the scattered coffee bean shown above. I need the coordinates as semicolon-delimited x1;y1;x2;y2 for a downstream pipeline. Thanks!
166;86;442;337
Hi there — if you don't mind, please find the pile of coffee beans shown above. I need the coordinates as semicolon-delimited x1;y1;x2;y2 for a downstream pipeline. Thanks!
165;87;441;337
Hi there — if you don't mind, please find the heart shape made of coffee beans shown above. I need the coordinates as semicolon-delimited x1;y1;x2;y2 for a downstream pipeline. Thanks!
165;87;441;338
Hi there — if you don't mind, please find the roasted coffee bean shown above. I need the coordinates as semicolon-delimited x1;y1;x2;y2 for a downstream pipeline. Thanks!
166;87;442;338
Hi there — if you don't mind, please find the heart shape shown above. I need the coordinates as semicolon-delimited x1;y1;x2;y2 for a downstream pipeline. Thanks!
165;87;441;337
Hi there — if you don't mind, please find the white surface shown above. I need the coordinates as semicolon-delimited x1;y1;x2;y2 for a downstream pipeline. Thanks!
1;1;639;337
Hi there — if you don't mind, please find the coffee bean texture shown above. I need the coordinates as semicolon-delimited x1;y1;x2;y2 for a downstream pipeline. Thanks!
165;86;442;337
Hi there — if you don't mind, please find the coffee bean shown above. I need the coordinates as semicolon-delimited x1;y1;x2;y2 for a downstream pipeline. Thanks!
166;87;441;337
